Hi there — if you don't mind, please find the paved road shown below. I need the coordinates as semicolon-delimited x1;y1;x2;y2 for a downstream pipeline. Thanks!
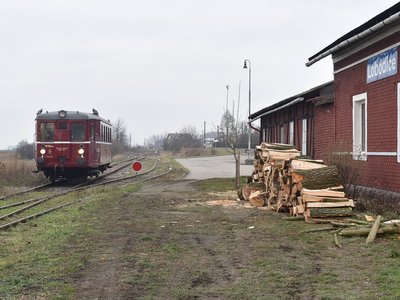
176;154;254;180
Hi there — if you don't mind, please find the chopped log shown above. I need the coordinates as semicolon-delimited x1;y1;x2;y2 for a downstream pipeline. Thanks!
262;150;300;161
296;204;305;214
291;166;342;190
340;226;400;237
366;215;382;244
302;195;350;203
249;191;266;207
306;200;354;208
260;143;298;150
239;184;251;201
290;159;327;170
307;207;353;218
291;172;304;184
293;158;324;164
302;188;345;198
328;185;344;191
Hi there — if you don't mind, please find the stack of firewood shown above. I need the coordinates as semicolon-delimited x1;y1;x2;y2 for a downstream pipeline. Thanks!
244;143;355;221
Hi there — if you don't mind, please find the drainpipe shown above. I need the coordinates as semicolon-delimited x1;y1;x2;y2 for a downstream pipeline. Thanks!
306;12;400;67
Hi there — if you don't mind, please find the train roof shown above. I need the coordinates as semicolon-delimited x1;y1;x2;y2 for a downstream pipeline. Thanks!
35;110;111;125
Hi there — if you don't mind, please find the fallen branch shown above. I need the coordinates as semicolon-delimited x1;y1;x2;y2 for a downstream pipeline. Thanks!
299;226;334;234
334;233;342;248
339;225;400;237
366;215;382;244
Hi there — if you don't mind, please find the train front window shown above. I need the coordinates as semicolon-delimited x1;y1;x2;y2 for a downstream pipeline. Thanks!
40;123;54;142
71;123;86;141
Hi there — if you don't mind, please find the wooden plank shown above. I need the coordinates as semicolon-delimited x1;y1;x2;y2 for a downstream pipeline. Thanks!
301;188;345;198
260;143;299;150
306;200;354;208
290;160;327;170
302;194;349;202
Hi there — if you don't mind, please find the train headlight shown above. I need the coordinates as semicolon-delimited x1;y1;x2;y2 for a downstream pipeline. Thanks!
40;148;46;155
78;148;85;155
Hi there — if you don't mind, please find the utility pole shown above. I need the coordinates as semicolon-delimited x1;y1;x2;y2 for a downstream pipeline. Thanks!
204;121;206;148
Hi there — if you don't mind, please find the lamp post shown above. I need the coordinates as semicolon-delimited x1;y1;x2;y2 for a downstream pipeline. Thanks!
243;59;252;163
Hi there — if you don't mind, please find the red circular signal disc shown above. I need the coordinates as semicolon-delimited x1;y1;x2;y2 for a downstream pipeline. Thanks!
132;161;142;172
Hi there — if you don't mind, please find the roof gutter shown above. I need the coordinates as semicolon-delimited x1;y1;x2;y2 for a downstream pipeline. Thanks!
306;12;400;67
248;97;304;122
248;120;261;132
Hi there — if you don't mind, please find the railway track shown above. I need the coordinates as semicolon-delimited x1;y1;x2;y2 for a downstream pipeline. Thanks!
0;154;142;201
0;155;171;231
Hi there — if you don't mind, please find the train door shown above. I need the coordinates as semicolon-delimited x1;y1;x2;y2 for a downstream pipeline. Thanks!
54;120;71;165
89;121;98;165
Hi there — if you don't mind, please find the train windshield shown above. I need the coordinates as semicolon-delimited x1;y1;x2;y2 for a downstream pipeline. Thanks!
39;123;54;142
71;123;86;141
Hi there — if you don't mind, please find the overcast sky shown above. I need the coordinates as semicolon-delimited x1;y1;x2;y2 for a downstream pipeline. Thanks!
0;0;398;149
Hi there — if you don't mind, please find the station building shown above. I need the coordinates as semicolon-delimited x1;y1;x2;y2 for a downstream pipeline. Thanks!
307;2;400;193
250;2;400;194
248;81;334;160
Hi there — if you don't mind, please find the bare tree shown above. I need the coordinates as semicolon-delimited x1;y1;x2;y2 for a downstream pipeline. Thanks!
180;125;201;148
113;118;128;145
220;109;241;189
112;118;129;154
145;133;167;150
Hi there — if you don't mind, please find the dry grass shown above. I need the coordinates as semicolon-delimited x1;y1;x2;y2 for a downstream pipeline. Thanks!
0;151;46;191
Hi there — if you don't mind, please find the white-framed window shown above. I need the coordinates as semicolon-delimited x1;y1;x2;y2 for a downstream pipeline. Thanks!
397;83;400;162
289;121;294;145
302;118;307;155
353;93;367;160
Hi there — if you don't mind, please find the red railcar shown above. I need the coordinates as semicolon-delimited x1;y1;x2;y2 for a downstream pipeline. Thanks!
35;109;112;181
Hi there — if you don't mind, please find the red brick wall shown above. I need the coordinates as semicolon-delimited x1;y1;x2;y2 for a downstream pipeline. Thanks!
334;32;400;192
261;101;314;155
313;103;335;160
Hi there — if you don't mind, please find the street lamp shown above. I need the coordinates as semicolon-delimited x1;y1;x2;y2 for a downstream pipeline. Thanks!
243;59;252;163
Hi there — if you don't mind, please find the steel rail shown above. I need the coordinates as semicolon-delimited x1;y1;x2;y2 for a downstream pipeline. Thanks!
0;166;172;230
0;157;153;219
0;154;149;202
0;156;143;211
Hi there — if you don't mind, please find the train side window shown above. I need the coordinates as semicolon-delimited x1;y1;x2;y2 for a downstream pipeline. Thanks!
40;123;54;142
71;123;86;141
90;124;95;141
58;122;67;130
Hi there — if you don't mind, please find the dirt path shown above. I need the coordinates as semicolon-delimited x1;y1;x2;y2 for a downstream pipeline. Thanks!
69;179;385;299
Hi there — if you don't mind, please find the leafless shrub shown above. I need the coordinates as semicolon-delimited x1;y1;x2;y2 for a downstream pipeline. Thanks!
323;140;364;197
352;187;400;218
324;141;400;218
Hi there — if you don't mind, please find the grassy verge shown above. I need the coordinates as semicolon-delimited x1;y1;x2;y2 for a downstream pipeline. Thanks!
0;153;47;194
0;182;143;298
194;177;247;192
0;155;400;299
170;147;233;158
